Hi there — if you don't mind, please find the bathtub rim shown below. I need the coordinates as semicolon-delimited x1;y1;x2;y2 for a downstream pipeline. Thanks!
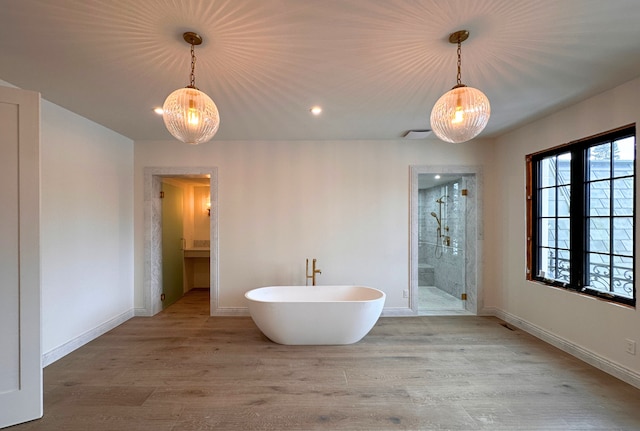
244;285;386;303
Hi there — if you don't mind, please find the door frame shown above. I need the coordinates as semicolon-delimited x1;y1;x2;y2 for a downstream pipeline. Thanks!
409;165;484;314
143;167;218;316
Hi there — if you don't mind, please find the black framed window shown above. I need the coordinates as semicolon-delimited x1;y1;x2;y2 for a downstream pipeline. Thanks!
528;125;636;306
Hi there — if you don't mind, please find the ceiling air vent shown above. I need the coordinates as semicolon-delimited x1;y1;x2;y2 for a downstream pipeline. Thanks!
403;129;432;139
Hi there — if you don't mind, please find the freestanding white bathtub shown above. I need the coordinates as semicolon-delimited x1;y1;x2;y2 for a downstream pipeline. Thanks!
244;285;385;345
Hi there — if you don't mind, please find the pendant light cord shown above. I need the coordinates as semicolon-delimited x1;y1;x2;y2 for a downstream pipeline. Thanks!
189;43;197;89
456;40;462;86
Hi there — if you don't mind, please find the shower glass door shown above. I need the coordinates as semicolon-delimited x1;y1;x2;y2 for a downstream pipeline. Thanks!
417;177;467;314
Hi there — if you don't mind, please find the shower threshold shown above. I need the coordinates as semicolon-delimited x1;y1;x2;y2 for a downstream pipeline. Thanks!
417;286;471;316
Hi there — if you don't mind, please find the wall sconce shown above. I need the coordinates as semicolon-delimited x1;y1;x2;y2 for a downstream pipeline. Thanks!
205;196;211;217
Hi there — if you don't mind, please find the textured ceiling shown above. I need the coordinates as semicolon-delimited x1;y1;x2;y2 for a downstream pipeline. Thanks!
1;0;640;142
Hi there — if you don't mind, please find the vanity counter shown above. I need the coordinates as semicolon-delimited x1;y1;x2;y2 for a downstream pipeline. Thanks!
183;248;210;258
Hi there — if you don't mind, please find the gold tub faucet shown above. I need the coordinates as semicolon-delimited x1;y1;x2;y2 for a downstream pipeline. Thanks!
306;258;322;286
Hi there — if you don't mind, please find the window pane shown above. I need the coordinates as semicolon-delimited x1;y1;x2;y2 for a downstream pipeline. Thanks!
556;249;570;283
538;247;553;278
588;143;611;180
541;157;556;187
587;252;610;292
612;255;633;298
613;178;634;216
557;186;570;216
540;188;555;216
557;217;570;249
613;217;634;255
613;136;635;177
588;251;608;265
588;218;610;253
588;180;610;216
539;218;556;248
539;248;570;282
557;154;571;185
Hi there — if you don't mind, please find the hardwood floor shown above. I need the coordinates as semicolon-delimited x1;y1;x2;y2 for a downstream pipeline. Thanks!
10;289;640;430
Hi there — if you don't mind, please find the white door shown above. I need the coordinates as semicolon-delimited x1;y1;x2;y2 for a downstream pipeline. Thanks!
0;86;42;428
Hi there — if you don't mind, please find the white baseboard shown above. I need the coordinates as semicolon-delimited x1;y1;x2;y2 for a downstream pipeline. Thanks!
488;307;640;390
42;308;134;367
210;306;414;317
382;307;416;316
209;306;415;317
211;306;250;316
134;307;151;316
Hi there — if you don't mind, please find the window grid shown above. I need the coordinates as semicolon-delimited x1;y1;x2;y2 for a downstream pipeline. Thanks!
528;125;636;307
537;154;571;283
584;139;635;299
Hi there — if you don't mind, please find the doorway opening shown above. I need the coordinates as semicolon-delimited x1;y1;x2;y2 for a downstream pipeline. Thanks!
143;167;218;316
409;166;483;315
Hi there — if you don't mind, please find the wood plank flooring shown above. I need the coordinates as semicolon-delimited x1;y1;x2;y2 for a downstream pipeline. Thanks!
10;289;640;430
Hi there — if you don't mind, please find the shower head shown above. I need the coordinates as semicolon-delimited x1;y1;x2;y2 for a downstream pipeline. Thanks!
430;212;441;226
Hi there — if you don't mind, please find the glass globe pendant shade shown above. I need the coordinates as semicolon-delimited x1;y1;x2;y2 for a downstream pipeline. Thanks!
430;85;490;143
162;87;220;145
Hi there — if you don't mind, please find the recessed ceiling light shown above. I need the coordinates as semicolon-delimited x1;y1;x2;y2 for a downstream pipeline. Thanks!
310;106;322;116
435;175;441;179
153;107;164;115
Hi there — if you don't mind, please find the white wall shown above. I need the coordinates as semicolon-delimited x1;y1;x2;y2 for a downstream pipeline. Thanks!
1;79;135;364
193;186;211;242
134;139;492;311
489;77;640;379
39;98;134;364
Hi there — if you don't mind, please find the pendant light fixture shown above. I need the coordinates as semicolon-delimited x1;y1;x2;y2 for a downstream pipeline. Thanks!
162;32;220;145
430;30;490;143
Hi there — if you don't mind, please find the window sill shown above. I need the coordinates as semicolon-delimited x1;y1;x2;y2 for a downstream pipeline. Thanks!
528;278;636;309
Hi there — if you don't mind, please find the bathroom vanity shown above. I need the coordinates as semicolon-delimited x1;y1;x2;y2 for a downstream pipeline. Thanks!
183;247;210;290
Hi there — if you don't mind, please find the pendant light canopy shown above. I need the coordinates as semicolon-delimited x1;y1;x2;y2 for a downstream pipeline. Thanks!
430;30;490;144
162;32;220;145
